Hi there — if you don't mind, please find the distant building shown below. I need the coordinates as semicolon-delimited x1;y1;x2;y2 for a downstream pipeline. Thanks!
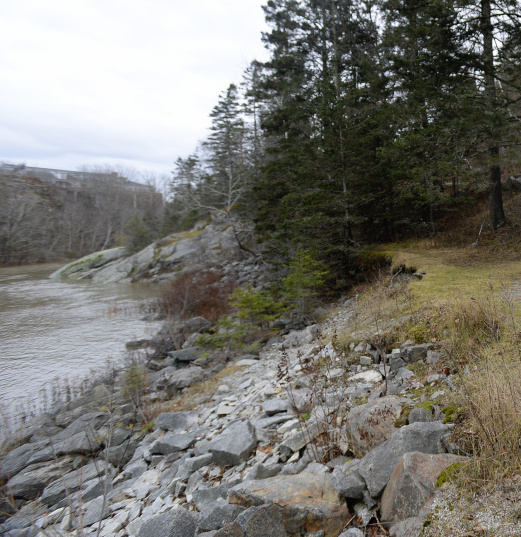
0;162;160;208
0;162;154;194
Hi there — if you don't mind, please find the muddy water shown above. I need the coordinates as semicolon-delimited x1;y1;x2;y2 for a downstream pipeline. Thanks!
0;263;164;424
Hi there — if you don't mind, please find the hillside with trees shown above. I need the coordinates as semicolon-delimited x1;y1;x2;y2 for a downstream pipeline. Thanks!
0;166;164;265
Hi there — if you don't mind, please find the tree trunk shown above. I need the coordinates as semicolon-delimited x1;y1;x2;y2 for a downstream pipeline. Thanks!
481;0;506;228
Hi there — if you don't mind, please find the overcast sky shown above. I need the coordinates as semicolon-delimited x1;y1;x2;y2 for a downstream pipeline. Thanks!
0;0;269;180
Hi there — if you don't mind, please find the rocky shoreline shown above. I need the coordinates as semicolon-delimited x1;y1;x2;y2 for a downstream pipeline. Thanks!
0;300;471;537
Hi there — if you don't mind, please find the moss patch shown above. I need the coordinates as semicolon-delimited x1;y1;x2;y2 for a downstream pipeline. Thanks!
437;462;465;487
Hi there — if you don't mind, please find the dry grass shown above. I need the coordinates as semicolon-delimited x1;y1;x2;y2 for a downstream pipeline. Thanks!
338;219;521;486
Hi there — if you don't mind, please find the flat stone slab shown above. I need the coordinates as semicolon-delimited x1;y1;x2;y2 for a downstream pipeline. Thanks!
155;411;199;432
262;399;291;416
150;433;196;455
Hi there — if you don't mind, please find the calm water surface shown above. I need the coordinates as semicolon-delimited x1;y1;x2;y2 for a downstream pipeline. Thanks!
0;263;164;423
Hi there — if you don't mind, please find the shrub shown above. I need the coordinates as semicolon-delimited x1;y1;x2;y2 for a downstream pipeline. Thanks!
280;247;331;314
157;270;235;322
229;284;286;329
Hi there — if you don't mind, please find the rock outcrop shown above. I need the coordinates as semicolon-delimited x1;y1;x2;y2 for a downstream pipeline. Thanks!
50;215;264;285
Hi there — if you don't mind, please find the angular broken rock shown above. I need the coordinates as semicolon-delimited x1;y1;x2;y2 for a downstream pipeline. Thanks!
358;422;453;498
155;411;198;432
7;457;75;500
236;504;287;537
228;472;349;537
150;433;196;455
404;344;433;363
330;460;366;500
168;347;202;363
262;398;291;416
210;421;257;466
198;502;246;532
346;396;403;456
40;460;115;506
380;452;467;523
279;421;322;460
137;508;199;537
165;367;206;397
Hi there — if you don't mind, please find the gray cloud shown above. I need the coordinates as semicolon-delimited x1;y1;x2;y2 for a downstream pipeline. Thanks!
0;0;268;177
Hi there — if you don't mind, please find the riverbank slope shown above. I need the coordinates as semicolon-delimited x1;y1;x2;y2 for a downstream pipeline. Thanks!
3;235;521;536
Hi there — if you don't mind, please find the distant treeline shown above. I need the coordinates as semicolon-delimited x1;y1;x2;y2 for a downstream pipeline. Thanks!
0;171;164;265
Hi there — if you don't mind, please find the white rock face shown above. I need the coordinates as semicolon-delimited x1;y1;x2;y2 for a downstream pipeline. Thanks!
348;370;383;384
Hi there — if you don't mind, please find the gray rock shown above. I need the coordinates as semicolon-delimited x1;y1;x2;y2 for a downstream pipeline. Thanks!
1;528;38;537
381;452;467;523
192;479;242;511
155;411;199;432
236;504;287;536
185;469;203;494
53;411;110;440
80;476;113;502
338;529;364;537
279;421;322;460
214;522;245;537
229;473;349;537
346;396;403;456
150;433;196;455
49;247;128;279
0;502;45;530
81;495;110;527
408;407;432;424
330;460;366;500
246;462;282;480
164;367;207;396
426;350;442;365
289;389;314;414
184;453;214;473
390;356;407;372
284;325;320;347
404;344;433;363
262;399;291;416
106;440;138;468
40;460;115;506
54;385;112;426
0;441;49;481
358;422;453;498
184;317;212;333
210;421;257;466
137;508;199;537
253;414;294;431
168;347;203;363
53;430;103;456
7;457;75;500
198;503;246;532
389;516;425;537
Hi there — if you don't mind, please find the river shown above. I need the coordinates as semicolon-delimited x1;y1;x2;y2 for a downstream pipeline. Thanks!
0;263;164;429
